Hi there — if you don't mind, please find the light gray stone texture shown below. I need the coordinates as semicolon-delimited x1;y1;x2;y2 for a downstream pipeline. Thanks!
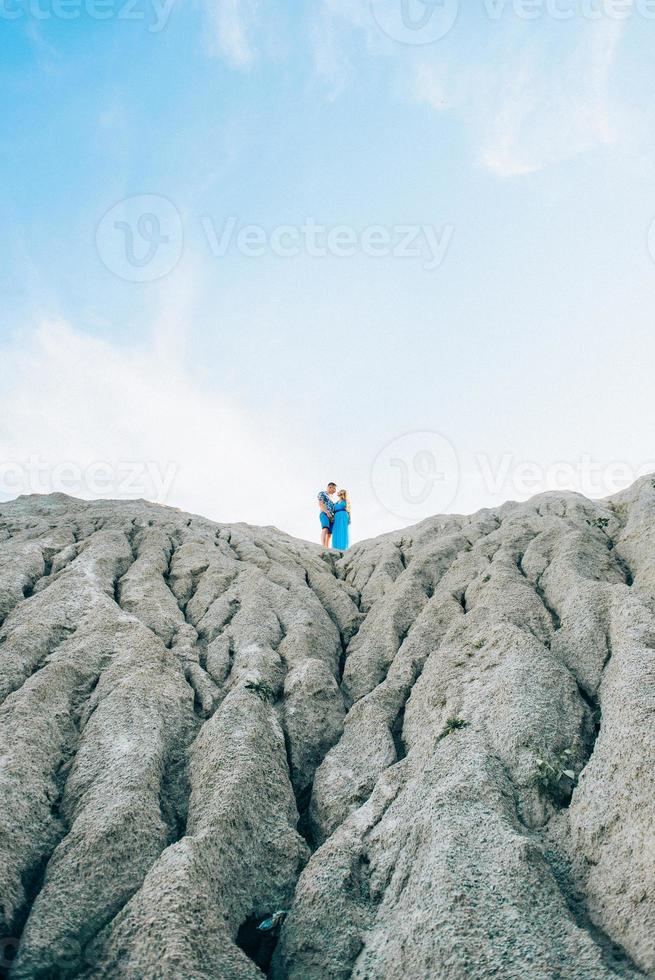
0;480;654;978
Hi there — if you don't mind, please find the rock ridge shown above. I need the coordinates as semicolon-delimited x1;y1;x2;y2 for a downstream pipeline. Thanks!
0;481;654;978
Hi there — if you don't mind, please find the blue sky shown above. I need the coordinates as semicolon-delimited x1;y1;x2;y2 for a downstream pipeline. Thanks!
1;0;655;542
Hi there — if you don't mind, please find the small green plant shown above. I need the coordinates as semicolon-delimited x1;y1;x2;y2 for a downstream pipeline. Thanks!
482;574;491;584
587;516;610;531
244;678;273;702
471;639;485;650
530;748;576;799
440;716;468;739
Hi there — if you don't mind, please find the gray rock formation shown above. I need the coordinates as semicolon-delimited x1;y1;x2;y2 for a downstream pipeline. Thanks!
0;480;654;979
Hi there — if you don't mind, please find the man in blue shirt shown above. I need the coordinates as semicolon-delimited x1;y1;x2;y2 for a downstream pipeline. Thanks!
318;482;337;548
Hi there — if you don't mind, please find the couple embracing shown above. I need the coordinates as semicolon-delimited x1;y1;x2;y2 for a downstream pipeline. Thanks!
317;481;351;550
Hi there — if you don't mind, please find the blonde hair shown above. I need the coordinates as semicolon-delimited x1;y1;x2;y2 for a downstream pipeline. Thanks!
338;489;351;515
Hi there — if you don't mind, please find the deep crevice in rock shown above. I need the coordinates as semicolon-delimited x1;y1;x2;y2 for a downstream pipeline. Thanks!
280;726;315;852
391;704;407;761
0;623;77;707
612;551;634;588
535;578;562;631
159;740;191;846
236;916;279;975
4;665;101;963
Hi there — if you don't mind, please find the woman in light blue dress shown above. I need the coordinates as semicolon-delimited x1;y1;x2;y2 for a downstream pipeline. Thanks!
331;489;351;550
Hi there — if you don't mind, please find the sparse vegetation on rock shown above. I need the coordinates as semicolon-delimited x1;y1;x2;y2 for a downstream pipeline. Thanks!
530;747;577;801
440;716;469;738
244;677;274;702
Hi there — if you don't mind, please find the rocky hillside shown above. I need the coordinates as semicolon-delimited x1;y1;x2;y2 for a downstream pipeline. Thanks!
1;483;654;979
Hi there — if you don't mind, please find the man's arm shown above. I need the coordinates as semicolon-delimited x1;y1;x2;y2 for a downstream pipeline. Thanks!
318;493;330;515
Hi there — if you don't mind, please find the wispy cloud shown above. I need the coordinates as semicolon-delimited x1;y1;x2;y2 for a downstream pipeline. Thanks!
479;21;626;177
203;0;261;68
24;20;61;69
311;1;632;178
0;315;311;532
310;9;353;101
412;61;448;112
310;0;361;100
310;0;396;99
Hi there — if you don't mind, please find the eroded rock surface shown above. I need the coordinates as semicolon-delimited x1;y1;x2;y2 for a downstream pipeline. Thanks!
0;482;654;979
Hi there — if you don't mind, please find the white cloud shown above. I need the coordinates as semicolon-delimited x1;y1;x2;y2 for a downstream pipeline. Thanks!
0;316;315;537
479;18;628;177
311;0;364;100
203;0;261;68
311;11;353;101
0;313;420;546
311;0;632;177
412;61;448;111
310;0;398;99
0;254;408;546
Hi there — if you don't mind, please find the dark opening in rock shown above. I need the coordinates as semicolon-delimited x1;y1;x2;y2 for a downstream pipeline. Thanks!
236;916;279;974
